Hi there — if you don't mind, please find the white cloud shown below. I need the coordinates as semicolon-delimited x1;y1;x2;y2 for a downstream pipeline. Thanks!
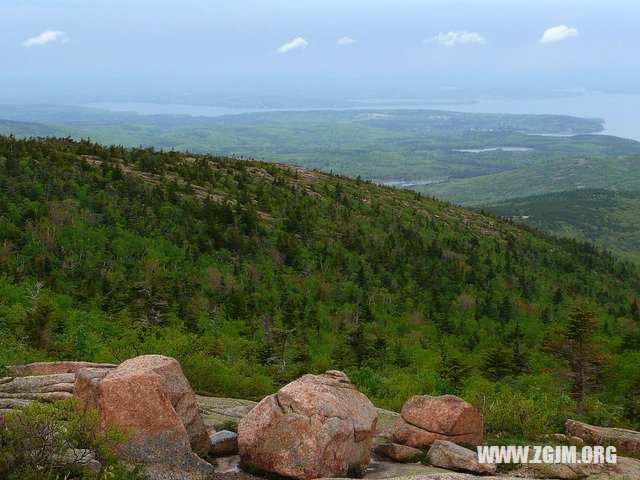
276;37;308;54
427;31;487;47
23;30;68;47
539;25;579;43
337;36;357;46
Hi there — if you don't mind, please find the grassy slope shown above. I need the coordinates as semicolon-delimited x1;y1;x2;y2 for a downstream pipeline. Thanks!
480;189;640;263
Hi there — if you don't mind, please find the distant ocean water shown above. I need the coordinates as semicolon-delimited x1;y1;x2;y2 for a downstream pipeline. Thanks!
444;91;640;141
84;90;640;141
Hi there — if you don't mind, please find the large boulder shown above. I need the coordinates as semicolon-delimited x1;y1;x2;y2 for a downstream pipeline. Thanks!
391;395;484;447
566;419;640;455
427;440;496;475
74;355;213;480
238;370;377;480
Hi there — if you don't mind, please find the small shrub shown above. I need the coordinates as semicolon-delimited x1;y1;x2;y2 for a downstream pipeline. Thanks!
239;460;291;480
403;452;426;463
346;462;366;479
456;441;476;451
219;420;239;432
0;399;142;479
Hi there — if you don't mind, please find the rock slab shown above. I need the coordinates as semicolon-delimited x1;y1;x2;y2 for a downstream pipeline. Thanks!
374;442;423;462
566;419;640;455
238;370;377;480
9;361;117;376
74;355;213;480
427;440;496;475
391;395;484;447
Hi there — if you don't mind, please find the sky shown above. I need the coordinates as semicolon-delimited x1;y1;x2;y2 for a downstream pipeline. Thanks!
2;0;640;102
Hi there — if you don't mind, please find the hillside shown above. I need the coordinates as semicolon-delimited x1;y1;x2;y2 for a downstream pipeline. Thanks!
2;105;635;183
480;189;640;263
2;136;640;436
417;154;640;205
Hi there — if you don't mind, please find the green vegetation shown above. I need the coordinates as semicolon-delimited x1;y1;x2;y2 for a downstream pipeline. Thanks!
480;189;640;263
417;155;640;205
346;462;367;478
0;399;142;480
1;105;633;184
2;136;640;438
2;106;638;266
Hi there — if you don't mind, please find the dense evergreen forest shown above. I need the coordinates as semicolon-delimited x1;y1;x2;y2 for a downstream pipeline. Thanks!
2;136;640;437
481;189;640;264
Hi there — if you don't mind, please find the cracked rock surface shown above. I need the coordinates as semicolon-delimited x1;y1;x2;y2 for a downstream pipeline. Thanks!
238;370;377;480
74;355;213;480
390;395;484;448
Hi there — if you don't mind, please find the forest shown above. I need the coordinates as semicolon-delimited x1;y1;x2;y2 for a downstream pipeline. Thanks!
0;105;633;182
2;135;640;439
481;189;640;264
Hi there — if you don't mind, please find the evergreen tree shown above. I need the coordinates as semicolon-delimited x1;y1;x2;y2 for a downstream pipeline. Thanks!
437;350;472;393
632;299;640;322
482;343;515;382
24;294;60;351
544;299;606;414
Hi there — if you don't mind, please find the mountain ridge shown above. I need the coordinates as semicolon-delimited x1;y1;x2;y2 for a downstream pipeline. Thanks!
1;136;640;435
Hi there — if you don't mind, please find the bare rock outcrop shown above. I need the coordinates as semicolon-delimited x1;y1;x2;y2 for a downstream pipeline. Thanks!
0;373;75;415
9;361;116;376
566;419;640;455
391;395;484;447
74;355;213;480
238;370;377;480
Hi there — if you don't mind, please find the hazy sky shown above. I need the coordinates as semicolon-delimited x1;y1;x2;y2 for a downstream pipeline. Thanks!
2;0;640;101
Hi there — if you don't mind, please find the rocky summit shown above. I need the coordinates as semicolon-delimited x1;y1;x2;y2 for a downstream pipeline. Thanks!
6;357;640;480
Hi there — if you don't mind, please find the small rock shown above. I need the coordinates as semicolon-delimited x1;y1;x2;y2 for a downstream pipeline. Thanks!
82;458;103;474
209;430;238;454
0;398;33;409
427;439;496;475
57;449;102;474
374;442;423;462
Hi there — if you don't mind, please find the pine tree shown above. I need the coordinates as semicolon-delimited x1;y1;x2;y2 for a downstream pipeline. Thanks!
437;350;472;393
624;376;640;426
631;299;640;322
544;298;607;415
508;321;528;375
540;306;551;325
24;294;60;351
553;287;564;306
499;296;513;324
